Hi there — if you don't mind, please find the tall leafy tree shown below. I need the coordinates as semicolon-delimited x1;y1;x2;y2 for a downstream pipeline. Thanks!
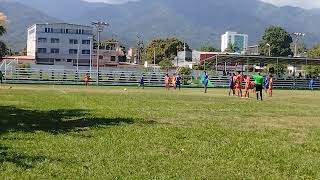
0;41;8;60
144;38;190;64
259;26;293;57
0;26;5;36
0;12;6;36
0;13;8;60
307;44;320;58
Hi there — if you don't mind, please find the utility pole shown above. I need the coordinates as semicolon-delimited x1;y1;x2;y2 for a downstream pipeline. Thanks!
89;36;93;76
292;32;305;57
92;21;109;85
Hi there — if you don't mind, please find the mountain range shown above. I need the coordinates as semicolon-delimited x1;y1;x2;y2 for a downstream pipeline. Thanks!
0;0;320;51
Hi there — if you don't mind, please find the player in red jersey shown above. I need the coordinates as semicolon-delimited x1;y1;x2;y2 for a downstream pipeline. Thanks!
244;75;251;98
234;71;243;97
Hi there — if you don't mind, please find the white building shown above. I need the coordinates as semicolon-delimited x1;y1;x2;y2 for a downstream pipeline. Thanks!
27;23;93;67
221;31;248;53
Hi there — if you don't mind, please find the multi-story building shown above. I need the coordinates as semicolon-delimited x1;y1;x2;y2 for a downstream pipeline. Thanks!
92;40;126;66
27;23;94;66
221;31;248;53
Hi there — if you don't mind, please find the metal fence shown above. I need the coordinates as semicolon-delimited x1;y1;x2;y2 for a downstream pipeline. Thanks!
1;68;319;89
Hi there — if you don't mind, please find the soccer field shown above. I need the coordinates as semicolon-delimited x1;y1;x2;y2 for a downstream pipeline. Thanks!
0;84;319;179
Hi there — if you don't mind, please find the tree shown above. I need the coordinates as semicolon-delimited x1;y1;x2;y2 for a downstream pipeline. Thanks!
264;63;287;76
199;46;219;52
177;67;192;76
303;65;320;77
259;26;293;57
0;26;5;36
177;67;192;85
0;41;9;60
159;58;173;69
20;46;27;56
0;12;8;59
225;43;236;53
0;12;6;36
144;38;191;64
307;44;320;58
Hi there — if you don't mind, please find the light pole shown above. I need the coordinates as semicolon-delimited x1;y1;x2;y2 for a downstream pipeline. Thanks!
183;42;186;66
88;36;93;76
176;46;179;68
153;47;156;72
76;43;80;72
292;32;305;57
266;43;271;57
136;35;144;65
92;21;109;85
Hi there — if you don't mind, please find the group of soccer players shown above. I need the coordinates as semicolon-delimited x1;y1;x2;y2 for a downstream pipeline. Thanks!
163;73;182;91
228;72;273;101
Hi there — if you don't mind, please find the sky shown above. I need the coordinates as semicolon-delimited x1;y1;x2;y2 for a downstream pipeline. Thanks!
85;0;320;9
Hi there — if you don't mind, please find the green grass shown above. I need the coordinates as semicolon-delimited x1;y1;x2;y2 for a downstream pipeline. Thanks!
0;84;320;179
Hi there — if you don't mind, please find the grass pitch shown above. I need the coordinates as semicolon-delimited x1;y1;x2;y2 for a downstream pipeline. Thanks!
0;84;319;179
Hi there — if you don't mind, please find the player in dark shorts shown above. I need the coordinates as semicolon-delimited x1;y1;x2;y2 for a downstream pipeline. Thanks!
0;71;3;84
253;73;264;101
264;75;269;94
203;71;209;93
139;74;144;89
176;74;181;91
228;73;235;96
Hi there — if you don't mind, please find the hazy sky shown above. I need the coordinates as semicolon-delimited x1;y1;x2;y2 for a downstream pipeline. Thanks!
85;0;320;9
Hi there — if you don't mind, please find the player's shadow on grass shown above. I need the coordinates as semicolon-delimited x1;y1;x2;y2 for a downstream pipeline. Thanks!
0;106;149;169
0;106;139;134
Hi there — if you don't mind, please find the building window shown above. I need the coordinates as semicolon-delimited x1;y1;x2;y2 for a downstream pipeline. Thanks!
82;40;90;44
51;48;60;54
69;39;78;44
51;38;60;43
99;55;103;59
38;38;47;43
37;48;47;54
45;28;53;33
55;59;61;62
82;50;90;55
67;59;73;63
83;30;93;35
69;49;78;54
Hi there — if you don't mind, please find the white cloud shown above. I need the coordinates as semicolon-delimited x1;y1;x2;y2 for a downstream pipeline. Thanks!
260;0;320;9
84;0;320;9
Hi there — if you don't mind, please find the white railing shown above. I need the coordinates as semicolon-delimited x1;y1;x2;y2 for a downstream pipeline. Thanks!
0;67;319;89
